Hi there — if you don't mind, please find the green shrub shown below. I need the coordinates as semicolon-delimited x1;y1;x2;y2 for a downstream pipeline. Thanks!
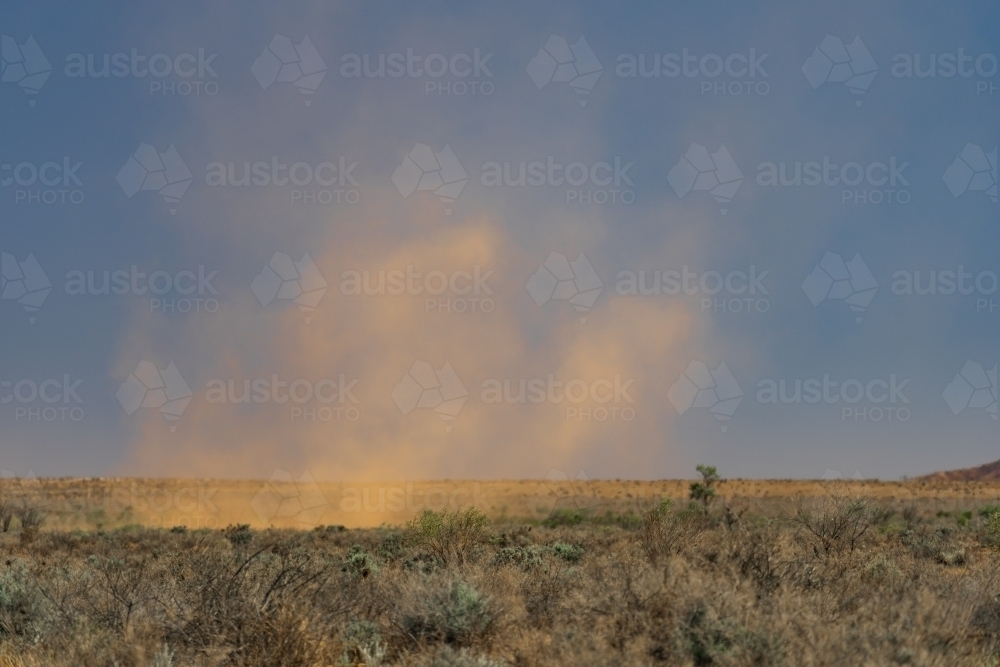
339;618;385;666
550;542;584;563
405;507;490;565
490;546;543;571
541;509;584;528
985;509;1000;547
222;524;252;548
403;580;493;646
0;565;50;641
342;544;379;578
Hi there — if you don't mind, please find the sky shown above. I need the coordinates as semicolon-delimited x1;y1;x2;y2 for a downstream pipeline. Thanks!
0;0;997;482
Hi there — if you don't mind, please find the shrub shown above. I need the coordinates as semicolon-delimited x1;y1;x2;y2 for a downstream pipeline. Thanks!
550;542;584;563
541;509;585;528
343;544;379;578
405;507;490;565
428;645;506;667
639;496;704;567
985;508;1000;547
489;546;543;571
402;580;493;646
0;565;49;641
794;494;887;555
222;523;252;548
340;618;385;666
16;505;45;544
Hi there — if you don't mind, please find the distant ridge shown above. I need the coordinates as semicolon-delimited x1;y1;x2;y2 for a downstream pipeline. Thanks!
918;459;1000;482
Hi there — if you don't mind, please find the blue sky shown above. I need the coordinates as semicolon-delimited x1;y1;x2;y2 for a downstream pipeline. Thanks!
0;0;997;481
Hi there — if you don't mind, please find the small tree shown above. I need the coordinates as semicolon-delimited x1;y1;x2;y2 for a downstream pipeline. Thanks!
689;465;720;508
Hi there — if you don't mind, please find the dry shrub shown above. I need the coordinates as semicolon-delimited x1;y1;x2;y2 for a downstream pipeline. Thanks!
639;497;705;568
794;493;887;555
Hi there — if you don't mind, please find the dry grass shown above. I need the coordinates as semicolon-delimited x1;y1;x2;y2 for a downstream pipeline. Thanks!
0;484;997;665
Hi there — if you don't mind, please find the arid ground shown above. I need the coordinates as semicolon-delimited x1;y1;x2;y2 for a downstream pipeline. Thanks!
4;476;1000;531
1;475;1000;665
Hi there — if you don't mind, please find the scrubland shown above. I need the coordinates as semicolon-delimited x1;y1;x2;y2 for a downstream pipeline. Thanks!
0;475;999;665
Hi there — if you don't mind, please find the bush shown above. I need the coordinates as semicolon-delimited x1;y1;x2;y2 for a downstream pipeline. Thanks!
0;565;50;641
402;580;494;646
541;509;585;528
639;497;704;567
405;507;490;565
340;618;385;666
985;508;1000;547
489;546;543;571
16;505;45;544
342;544;379;578
794;494;887;555
428;645;506;667
550;542;584;563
